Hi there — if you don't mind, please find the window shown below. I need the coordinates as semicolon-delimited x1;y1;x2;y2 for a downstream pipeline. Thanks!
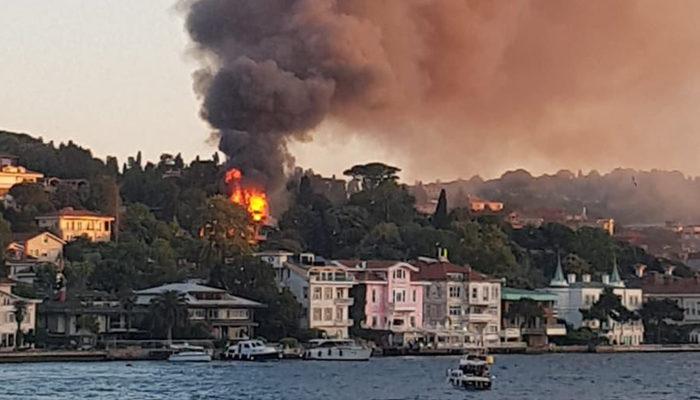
471;287;478;300
410;316;416;327
371;316;378;327
393;290;406;303
303;287;309;299
312;287;322;300
324;288;333;300
393;269;405;279
449;286;461;298
335;306;343;321
336;288;344;299
449;306;461;316
312;308;322;321
372;289;376;303
482;287;489;301
412;290;416;303
323;308;333;321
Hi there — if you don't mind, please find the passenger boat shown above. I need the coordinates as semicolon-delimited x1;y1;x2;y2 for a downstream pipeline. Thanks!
168;343;212;362
224;339;282;361
303;339;371;361
447;352;494;390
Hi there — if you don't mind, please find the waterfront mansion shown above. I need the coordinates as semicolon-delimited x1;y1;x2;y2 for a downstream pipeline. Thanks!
544;258;644;346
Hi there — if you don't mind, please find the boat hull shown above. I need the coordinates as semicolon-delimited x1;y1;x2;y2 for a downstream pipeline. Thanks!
168;353;212;362
303;347;371;361
227;351;282;361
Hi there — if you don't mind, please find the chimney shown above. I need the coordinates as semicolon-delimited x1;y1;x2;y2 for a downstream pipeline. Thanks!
635;264;647;278
602;274;610;285
360;261;367;270
664;265;676;276
582;274;591;283
437;247;449;263
567;273;577;284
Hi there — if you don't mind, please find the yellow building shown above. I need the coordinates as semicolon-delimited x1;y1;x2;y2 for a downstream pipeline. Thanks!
35;208;115;242
0;154;44;196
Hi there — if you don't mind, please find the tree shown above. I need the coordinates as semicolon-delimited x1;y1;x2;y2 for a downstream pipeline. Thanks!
199;196;253;266
149;290;187;344
582;288;636;328
640;299;684;343
358;223;407;260
210;256;300;341
0;214;11;269
432;189;450;229
76;315;100;335
348;180;416;226
13;300;27;349
504;299;544;330
343;162;401;191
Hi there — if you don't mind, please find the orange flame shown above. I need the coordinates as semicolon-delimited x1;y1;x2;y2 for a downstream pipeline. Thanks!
225;168;268;222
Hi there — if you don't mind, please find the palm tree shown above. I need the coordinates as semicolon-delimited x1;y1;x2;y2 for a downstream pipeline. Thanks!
13;300;28;350
149;291;187;344
118;288;136;335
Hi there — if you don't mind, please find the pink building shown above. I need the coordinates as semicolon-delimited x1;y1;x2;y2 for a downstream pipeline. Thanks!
338;260;427;341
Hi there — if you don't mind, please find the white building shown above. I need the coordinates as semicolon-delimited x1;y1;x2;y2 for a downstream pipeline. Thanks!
545;257;644;346
135;283;265;340
414;252;503;348
259;252;356;339
0;278;40;350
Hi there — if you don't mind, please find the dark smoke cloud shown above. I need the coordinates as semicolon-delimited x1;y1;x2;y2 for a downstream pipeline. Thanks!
185;0;700;185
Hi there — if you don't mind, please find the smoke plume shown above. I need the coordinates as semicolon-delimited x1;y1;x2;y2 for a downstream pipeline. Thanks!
184;0;700;184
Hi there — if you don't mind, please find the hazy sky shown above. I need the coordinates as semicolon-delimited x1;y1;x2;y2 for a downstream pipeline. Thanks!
0;1;395;179
4;1;700;183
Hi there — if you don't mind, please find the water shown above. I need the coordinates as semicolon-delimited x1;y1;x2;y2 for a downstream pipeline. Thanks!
1;353;698;400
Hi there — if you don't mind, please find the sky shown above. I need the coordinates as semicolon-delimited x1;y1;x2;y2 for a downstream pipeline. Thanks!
4;1;700;184
0;1;398;180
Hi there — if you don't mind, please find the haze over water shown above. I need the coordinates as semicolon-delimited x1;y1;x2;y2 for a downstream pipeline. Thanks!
1;353;696;400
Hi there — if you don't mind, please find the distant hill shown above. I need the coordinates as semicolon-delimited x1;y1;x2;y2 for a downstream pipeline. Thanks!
413;169;700;225
0;130;116;179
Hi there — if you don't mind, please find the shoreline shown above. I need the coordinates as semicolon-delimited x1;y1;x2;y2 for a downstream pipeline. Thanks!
3;344;700;363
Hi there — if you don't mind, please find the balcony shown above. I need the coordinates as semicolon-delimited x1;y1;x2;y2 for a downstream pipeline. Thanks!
309;275;355;284
389;303;416;312
500;327;521;340
546;324;567;336
464;312;493;323
334;298;354;306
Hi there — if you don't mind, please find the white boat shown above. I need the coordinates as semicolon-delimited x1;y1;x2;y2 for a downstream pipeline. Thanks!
447;352;494;390
168;343;212;362
303;339;372;361
224;339;282;361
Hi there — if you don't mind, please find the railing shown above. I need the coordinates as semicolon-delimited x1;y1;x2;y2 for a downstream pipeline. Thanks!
333;298;354;306
309;276;355;283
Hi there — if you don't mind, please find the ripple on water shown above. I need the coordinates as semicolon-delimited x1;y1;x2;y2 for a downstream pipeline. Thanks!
1;353;699;400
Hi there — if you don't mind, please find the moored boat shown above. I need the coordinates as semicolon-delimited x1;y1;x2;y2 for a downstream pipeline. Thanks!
168;343;212;362
224;339;282;361
303;339;371;361
447;352;494;390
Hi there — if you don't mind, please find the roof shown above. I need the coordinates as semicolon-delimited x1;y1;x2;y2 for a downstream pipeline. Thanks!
11;231;66;245
550;253;568;287
134;283;265;308
412;260;495;282
135;282;226;295
502;287;558;302
36;207;114;220
335;260;419;272
638;274;700;295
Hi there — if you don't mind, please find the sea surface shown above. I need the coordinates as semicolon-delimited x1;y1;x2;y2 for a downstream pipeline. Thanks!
1;353;698;400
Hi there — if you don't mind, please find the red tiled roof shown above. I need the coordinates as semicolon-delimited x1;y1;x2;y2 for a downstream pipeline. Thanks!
36;207;114;219
413;260;493;282
352;271;386;282
639;274;700;294
336;260;406;270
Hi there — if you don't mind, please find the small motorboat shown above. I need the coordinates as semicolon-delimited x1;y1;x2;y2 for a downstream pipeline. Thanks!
447;352;494;390
168;343;212;362
303;339;371;361
224;339;282;361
